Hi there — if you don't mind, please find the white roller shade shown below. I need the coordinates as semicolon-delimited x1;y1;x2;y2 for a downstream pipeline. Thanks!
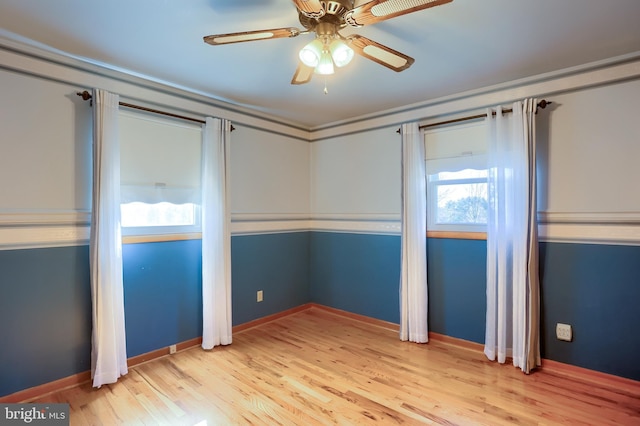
119;110;202;204
424;121;488;174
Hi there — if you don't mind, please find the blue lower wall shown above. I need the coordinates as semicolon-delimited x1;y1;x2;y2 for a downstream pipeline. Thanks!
2;231;639;397
123;233;311;356
0;231;310;397
539;242;640;380
427;238;486;344
0;246;92;397
310;232;640;381
123;240;203;357
309;234;487;343
231;232;310;325
309;232;401;323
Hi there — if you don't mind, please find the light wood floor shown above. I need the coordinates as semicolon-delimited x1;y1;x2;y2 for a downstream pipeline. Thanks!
36;308;640;425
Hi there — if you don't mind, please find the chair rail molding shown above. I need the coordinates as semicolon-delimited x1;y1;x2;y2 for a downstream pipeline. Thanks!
2;210;639;249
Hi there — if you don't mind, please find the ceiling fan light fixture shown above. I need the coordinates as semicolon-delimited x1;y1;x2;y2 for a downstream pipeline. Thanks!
204;0;449;85
329;39;354;67
299;39;323;67
315;50;335;75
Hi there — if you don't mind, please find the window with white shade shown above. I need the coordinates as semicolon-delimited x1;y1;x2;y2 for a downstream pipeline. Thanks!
118;110;202;235
424;121;488;232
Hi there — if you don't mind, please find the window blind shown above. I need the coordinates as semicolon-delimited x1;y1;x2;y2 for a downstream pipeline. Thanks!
119;110;202;204
424;121;488;174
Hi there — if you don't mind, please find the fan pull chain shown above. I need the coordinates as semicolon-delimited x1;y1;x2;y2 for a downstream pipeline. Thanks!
324;77;328;95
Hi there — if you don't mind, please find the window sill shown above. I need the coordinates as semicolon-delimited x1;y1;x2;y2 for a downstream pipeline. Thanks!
122;232;202;245
123;231;489;244
427;231;487;240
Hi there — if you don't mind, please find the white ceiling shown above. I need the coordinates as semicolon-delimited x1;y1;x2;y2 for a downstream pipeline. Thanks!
1;0;639;128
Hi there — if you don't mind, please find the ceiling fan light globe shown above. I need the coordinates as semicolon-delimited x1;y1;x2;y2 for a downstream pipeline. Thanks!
299;49;319;67
299;39;323;67
315;51;335;75
329;40;354;67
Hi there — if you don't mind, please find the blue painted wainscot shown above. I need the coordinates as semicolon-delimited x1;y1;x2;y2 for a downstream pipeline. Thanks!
0;231;311;397
122;239;203;357
0;246;92;397
2;232;639;398
309;232;640;381
231;232;310;325
540;242;640;380
308;232;487;342
309;231;401;324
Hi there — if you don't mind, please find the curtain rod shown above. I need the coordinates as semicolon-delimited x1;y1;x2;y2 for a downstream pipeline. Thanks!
396;99;551;133
76;90;235;131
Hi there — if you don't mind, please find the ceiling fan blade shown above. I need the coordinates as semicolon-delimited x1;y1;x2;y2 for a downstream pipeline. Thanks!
345;0;453;27
348;35;414;72
291;0;326;19
203;27;301;46
291;62;314;85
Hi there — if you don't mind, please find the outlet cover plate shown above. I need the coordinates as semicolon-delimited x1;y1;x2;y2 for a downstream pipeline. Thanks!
556;323;572;342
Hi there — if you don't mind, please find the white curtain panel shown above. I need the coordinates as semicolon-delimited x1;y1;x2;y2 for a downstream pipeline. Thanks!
201;117;233;349
90;88;128;387
484;99;541;373
399;122;429;343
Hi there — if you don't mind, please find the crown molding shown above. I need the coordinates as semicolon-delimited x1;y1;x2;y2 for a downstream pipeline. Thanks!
310;52;640;141
0;31;311;142
3;29;639;144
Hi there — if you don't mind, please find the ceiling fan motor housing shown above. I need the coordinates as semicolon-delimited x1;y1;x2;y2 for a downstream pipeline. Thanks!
324;0;352;16
299;0;354;30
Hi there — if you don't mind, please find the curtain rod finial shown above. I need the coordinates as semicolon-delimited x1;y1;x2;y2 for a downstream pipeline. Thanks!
77;90;92;101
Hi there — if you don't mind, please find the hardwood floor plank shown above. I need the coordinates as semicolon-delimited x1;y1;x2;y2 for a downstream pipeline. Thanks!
32;308;640;425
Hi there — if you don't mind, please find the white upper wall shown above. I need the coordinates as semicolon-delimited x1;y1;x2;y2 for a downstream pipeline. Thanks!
308;72;640;243
310;127;400;218
1;35;639;245
310;78;640;219
0;71;310;219
537;79;640;214
0;70;92;212
0;42;311;229
230;125;309;216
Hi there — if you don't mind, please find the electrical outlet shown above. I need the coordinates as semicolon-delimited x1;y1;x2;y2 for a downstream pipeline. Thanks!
556;323;572;342
257;290;263;302
169;344;177;354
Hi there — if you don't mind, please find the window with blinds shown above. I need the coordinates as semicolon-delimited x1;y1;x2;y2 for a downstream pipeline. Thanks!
118;110;202;235
424;120;488;232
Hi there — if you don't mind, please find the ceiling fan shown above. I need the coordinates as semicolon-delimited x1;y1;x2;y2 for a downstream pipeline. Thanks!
203;0;453;85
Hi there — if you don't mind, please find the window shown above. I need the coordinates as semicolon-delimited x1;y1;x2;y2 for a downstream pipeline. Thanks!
429;169;487;230
118;110;202;235
120;202;197;228
424;121;488;232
